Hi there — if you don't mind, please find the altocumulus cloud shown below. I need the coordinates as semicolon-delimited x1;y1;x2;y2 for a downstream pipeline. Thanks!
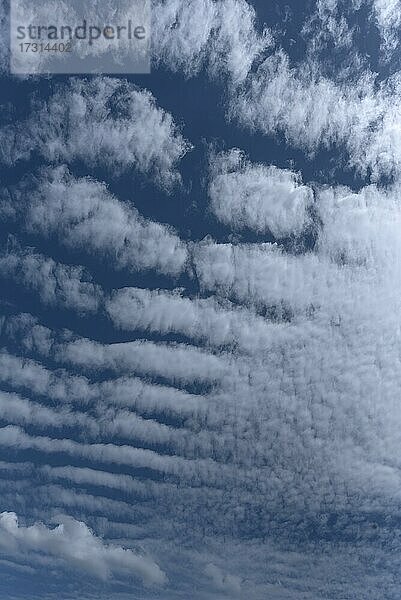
1;166;187;276
208;148;313;237
1;1;401;600
0;77;191;187
152;0;401;181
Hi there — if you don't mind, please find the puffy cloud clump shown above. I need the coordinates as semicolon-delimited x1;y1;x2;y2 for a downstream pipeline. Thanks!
0;512;167;586
0;77;191;187
208;149;313;237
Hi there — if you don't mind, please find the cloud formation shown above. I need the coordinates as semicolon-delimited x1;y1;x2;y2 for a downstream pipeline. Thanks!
152;0;401;182
152;0;272;82
0;512;166;586
208;149;313;237
0;77;190;186
1;166;187;276
0;241;102;313
2;2;401;599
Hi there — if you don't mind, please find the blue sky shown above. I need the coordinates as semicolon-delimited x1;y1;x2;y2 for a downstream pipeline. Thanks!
1;0;401;598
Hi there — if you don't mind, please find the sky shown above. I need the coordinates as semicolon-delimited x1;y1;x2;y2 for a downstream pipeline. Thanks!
1;0;401;598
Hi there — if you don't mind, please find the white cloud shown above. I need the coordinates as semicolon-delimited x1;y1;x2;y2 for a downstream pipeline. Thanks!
231;50;400;180
0;425;233;485
0;350;202;417
302;0;355;53
0;78;190;186
317;182;401;268
0;350;95;404
28;485;140;523
0;512;166;586
372;0;401;56
4;1;401;186
0;311;228;388
3;167;187;276
204;563;242;596
152;0;272;83
151;0;401;181
193;239;329;314
41;465;172;501
0;461;31;475
38;465;227;521
0;389;188;451
0;242;103;313
208;149;312;237
0;351;209;454
56;336;229;385
0;390;96;434
106;286;288;353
